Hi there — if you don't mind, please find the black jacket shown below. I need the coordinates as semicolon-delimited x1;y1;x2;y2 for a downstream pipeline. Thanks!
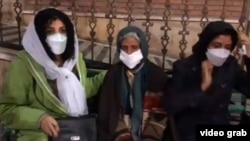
165;54;250;141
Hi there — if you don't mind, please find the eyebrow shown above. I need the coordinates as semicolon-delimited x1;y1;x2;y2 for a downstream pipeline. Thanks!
46;27;65;30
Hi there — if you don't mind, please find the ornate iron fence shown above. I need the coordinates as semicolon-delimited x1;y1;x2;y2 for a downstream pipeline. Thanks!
0;0;250;69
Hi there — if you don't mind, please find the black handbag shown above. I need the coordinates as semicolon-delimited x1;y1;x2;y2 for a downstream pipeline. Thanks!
49;114;97;141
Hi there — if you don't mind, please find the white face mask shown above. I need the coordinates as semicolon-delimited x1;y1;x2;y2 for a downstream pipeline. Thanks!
119;49;143;69
46;33;67;55
206;48;231;67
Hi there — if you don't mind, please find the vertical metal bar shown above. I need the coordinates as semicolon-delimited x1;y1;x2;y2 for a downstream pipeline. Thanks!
220;0;226;21
178;0;189;59
200;0;208;29
125;0;134;26
142;0;153;45
106;0;116;64
13;0;22;47
161;0;171;69
0;0;3;42
68;0;78;27
89;0;97;60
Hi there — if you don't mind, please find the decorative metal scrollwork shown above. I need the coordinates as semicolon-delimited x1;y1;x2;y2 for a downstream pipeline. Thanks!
125;0;135;25
178;0;189;59
106;0;116;64
200;0;208;29
89;0;97;60
161;0;171;68
142;0;153;44
68;0;78;27
13;0;22;46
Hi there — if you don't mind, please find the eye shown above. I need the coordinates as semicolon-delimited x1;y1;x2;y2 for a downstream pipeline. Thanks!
60;28;66;34
224;45;232;50
121;46;128;51
213;46;221;48
132;45;139;50
46;30;54;35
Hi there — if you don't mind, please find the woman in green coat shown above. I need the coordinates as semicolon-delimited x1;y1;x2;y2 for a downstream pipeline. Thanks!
0;8;105;141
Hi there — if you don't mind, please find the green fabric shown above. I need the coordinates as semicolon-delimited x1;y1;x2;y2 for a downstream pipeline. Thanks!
0;51;106;140
228;93;246;114
117;26;149;139
228;105;245;114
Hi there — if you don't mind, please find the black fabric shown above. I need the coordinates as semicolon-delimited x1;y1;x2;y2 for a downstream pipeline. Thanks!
50;115;97;141
164;21;242;141
165;55;250;141
98;61;167;141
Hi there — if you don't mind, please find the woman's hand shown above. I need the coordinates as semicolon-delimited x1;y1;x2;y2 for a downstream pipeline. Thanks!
39;114;60;137
201;60;214;91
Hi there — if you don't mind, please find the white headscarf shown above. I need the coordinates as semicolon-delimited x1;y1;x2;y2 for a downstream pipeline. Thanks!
22;20;88;117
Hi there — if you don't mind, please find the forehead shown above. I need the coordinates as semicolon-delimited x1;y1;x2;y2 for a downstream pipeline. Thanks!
211;35;232;44
121;37;139;45
47;19;65;28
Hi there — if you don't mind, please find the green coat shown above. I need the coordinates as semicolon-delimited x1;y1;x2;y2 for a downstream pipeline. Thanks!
0;51;106;141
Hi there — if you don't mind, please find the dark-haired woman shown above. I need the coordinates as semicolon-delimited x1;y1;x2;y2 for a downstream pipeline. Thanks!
165;21;250;141
0;8;105;141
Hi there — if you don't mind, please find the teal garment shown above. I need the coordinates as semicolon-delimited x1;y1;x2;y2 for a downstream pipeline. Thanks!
117;26;149;140
0;51;106;141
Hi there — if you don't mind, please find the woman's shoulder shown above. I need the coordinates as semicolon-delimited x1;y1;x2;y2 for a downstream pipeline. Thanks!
16;51;44;70
147;61;167;82
148;61;165;75
5;51;33;81
106;62;122;75
15;50;37;66
10;51;29;69
16;50;31;59
172;55;197;72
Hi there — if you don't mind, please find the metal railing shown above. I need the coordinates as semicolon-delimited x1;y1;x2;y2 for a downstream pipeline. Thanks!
0;0;250;69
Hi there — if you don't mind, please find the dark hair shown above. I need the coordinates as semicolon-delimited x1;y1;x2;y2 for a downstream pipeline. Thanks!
34;8;75;61
192;21;238;62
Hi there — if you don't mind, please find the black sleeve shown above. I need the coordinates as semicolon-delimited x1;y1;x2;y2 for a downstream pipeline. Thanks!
148;62;169;93
234;56;250;98
97;69;114;141
164;61;211;115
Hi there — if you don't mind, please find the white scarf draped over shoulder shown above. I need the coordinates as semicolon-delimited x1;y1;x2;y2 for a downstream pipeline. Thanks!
22;20;88;117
